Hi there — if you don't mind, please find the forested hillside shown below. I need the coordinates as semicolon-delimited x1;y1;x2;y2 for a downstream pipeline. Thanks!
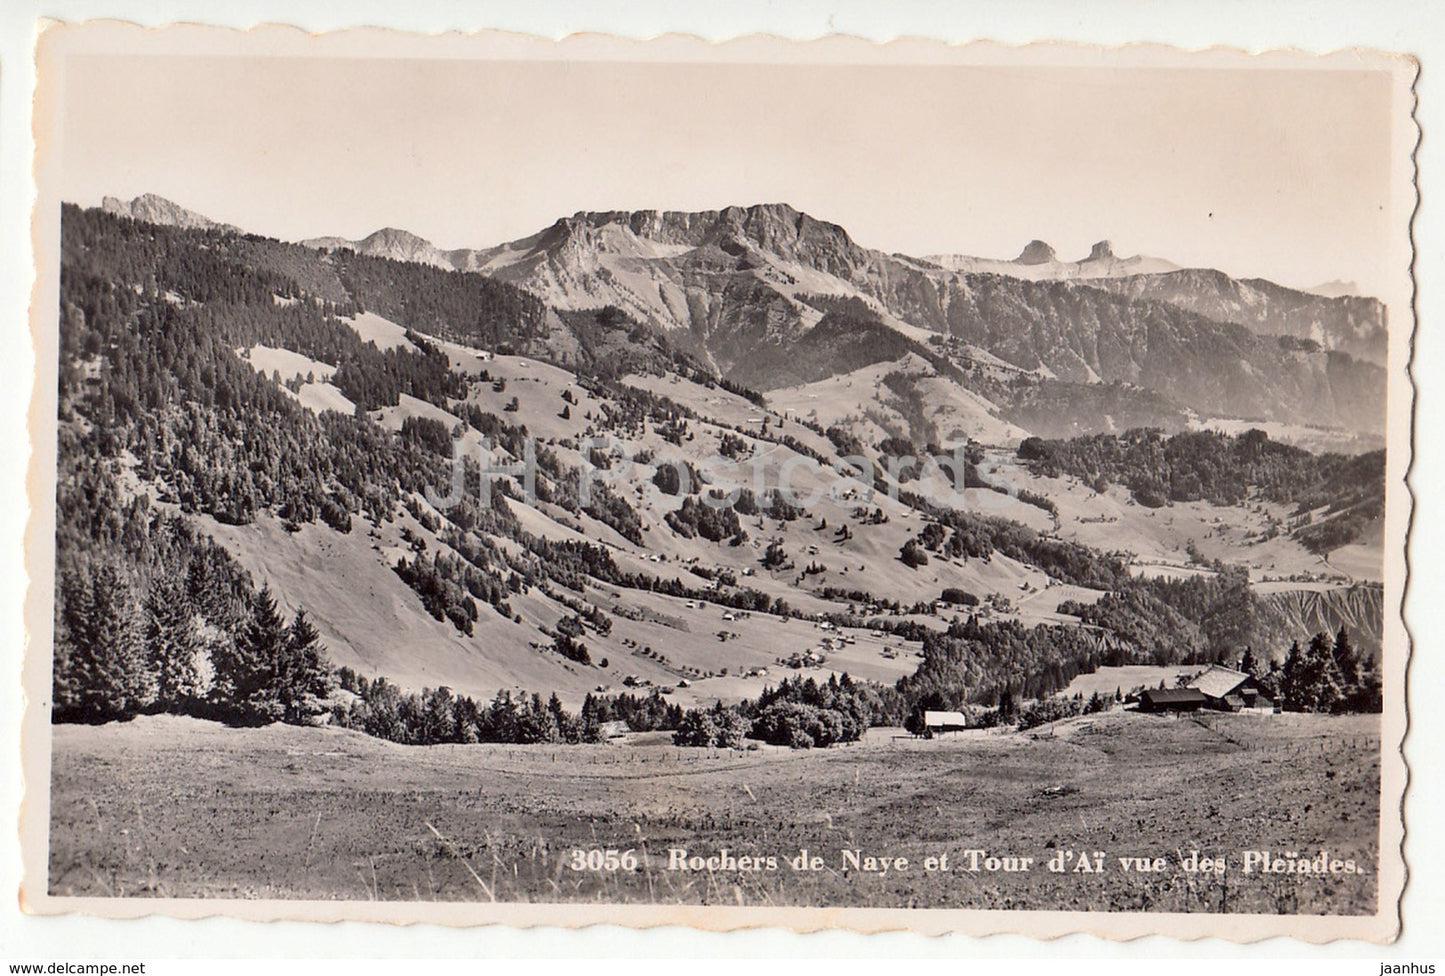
49;202;1387;746
1016;428;1385;553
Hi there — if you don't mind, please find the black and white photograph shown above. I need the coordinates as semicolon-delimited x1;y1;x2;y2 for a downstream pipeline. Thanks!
17;23;1416;944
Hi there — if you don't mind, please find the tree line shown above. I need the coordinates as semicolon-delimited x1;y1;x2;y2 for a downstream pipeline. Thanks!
1245;628;1381;714
672;673;888;749
54;526;331;726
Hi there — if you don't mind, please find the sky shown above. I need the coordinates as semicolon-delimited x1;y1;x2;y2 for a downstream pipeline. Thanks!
57;53;1399;296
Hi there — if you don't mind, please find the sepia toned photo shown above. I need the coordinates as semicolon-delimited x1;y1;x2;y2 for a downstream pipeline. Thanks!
20;24;1416;942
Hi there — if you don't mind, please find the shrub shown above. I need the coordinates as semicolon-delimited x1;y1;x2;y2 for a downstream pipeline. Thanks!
552;632;591;665
1016;695;1086;731
667;496;745;543
751;701;853;749
673;703;751;748
900;539;929;568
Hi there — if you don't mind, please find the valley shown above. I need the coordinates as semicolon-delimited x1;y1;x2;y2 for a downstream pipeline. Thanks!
51;197;1389;738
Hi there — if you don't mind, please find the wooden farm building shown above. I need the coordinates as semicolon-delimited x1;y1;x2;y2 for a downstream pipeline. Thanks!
1188;665;1276;712
1138;687;1208;713
922;710;969;736
1138;666;1277;715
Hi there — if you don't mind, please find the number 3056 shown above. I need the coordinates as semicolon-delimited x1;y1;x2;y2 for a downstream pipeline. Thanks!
569;848;639;871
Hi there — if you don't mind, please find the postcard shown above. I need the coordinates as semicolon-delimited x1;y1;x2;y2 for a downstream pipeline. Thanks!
21;22;1417;942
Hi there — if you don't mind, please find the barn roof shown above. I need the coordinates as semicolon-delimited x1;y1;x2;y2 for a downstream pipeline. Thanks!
1140;687;1209;705
924;710;968;727
1189;665;1251;700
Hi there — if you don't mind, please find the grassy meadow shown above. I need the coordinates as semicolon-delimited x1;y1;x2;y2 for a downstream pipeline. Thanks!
49;710;1379;914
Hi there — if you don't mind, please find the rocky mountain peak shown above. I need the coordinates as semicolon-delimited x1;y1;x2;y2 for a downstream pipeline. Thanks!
1087;240;1116;262
345;227;452;268
101;193;232;232
1016;240;1058;265
365;227;426;245
715;203;807;243
709;203;863;273
565;203;854;255
360;227;434;252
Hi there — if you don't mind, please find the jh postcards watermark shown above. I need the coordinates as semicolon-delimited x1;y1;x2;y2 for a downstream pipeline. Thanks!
424;434;1039;516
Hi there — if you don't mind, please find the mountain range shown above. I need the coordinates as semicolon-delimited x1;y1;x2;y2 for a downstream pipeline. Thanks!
103;193;1389;442
54;196;1389;718
926;238;1181;280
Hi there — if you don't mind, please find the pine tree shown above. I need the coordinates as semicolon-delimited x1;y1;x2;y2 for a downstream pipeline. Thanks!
212;585;288;723
186;542;245;633
1332;626;1361;693
579;693;602;743
1239;646;1259;678
53;562;153;721
487;690;518;742
420;685;456;743
1352;664;1384;713
1304;631;1344;713
998;687;1019;723
530;691;561;743
1283;632;1343;713
1278;640;1305;711
52;568;91;718
278;608;332;724
145;574;201;710
454;694;481;743
548;691;574;741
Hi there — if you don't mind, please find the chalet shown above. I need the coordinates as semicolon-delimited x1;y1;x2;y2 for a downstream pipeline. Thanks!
598;720;630;741
922;710;969;737
1138;687;1208;713
1188;665;1276;713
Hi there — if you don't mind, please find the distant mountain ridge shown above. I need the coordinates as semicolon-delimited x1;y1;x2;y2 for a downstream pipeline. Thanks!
92;193;1389;439
1304;280;1361;299
330;202;1387;371
1084;269;1387;366
102;193;238;233
926;238;1182;281
302;227;468;270
431;202;1385;433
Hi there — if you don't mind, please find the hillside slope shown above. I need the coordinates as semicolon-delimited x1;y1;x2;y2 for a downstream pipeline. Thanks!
1259;585;1384;659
